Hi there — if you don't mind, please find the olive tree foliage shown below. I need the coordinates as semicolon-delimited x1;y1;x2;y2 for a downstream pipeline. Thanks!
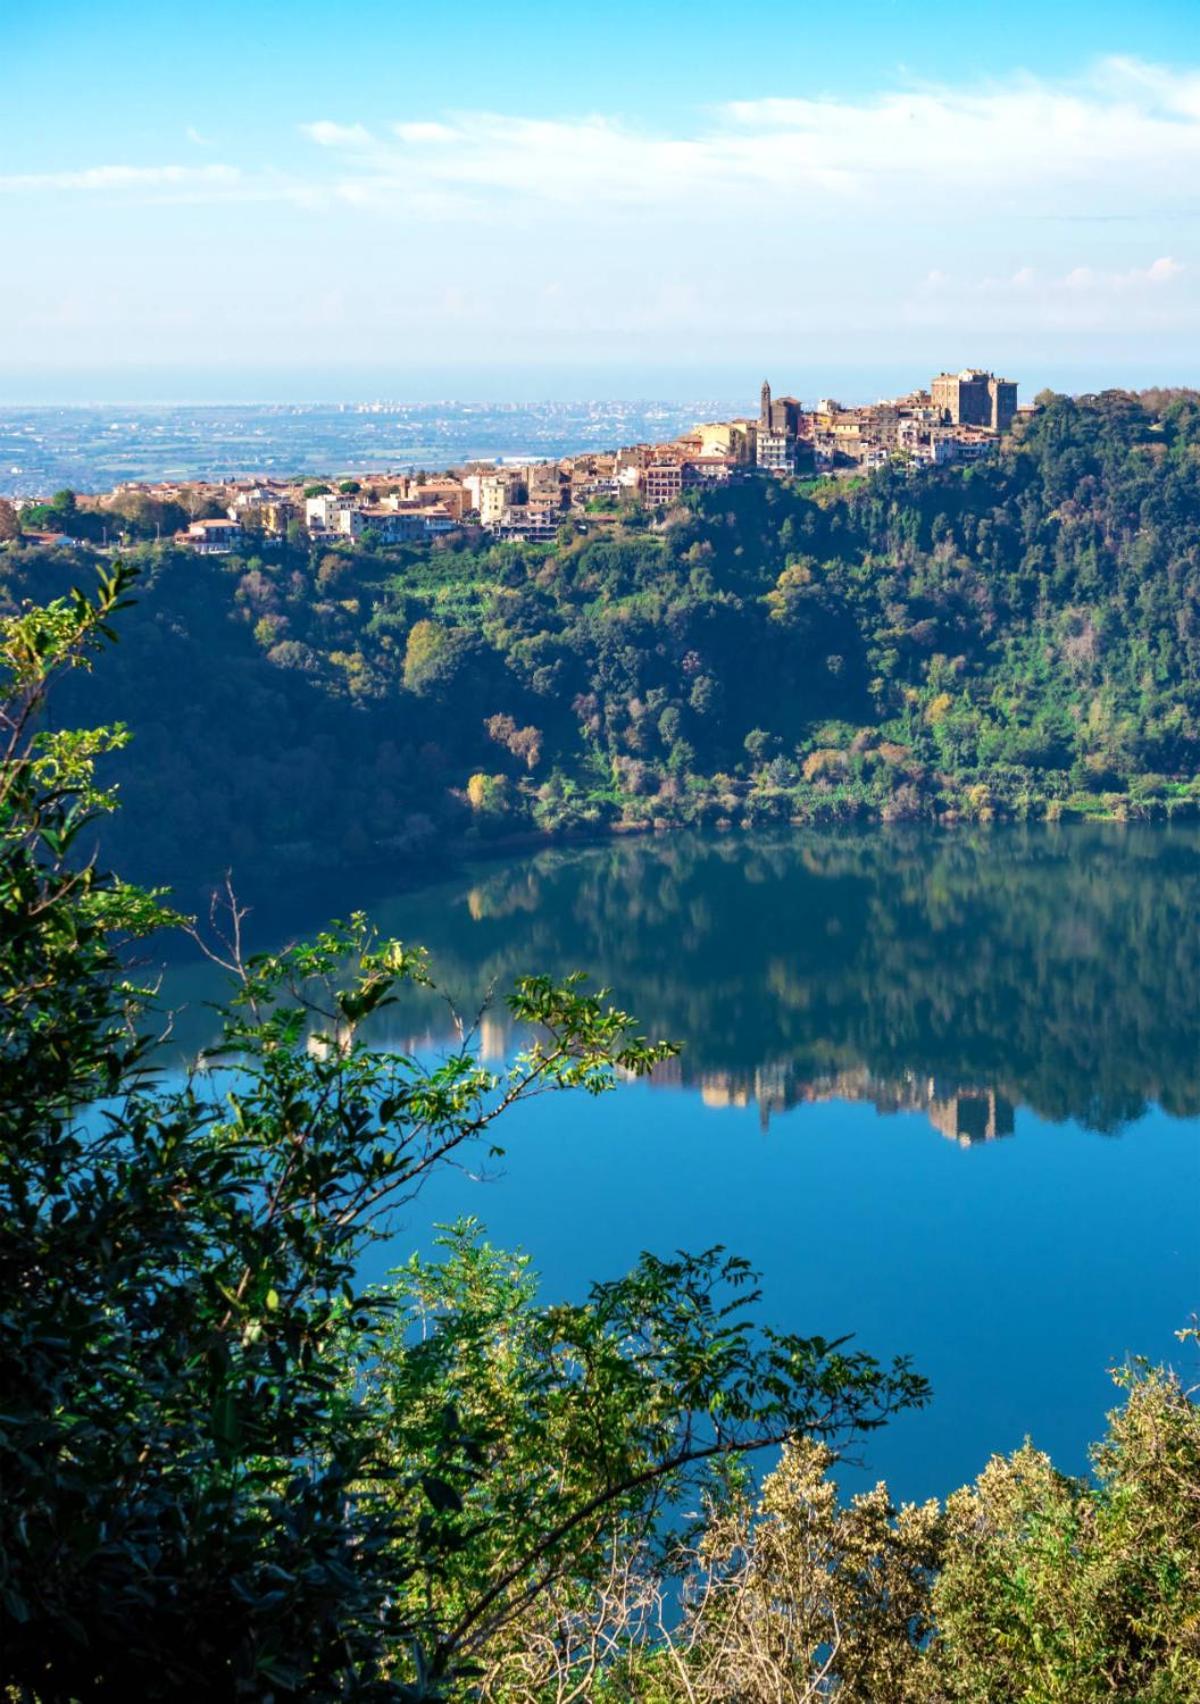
465;1347;1200;1704
0;565;928;1701
928;1350;1200;1704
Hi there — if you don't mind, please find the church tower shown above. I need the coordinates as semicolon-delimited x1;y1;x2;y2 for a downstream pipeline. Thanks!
760;378;772;430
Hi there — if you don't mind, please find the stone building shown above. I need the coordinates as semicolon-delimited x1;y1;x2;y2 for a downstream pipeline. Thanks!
932;369;1019;432
932;369;993;427
760;378;804;437
987;376;1018;433
643;461;686;504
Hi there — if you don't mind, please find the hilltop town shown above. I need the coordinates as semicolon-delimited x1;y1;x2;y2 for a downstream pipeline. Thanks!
2;367;1021;552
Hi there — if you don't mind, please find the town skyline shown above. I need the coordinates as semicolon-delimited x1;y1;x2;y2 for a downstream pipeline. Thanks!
4;364;1025;545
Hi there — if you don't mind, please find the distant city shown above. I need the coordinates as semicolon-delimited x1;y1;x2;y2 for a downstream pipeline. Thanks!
0;367;1019;499
0;400;737;500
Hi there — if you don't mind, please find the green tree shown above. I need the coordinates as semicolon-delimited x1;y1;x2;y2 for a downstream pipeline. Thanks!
363;1222;929;1692
466;770;512;815
462;1344;1200;1702
0;568;927;1699
403;619;483;699
928;1354;1200;1703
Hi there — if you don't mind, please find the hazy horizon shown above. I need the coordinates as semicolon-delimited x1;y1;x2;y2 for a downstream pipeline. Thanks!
3;357;1198;410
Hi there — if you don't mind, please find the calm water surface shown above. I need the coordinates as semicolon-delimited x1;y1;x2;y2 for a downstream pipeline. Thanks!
178;826;1200;1503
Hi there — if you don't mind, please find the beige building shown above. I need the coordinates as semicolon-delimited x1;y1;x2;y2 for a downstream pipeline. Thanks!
464;471;528;526
384;480;469;522
478;476;510;527
694;420;757;462
416;478;470;521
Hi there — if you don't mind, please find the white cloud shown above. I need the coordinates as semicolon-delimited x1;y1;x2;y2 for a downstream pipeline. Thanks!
6;56;1200;366
290;58;1200;218
904;254;1192;334
15;58;1200;225
0;163;240;195
300;120;374;149
392;121;460;145
1063;255;1185;291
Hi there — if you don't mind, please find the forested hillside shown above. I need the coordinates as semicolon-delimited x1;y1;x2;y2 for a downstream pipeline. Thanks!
6;387;1200;888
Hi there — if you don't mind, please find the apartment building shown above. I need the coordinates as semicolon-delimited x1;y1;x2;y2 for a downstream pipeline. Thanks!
756;430;795;474
643;462;687;504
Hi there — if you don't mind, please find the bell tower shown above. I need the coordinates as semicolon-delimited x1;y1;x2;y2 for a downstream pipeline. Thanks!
760;378;772;430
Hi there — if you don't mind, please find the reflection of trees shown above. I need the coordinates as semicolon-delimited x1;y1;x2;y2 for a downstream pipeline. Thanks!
375;827;1200;1135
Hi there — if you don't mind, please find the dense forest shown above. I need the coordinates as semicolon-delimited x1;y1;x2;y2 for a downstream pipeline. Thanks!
4;387;1200;891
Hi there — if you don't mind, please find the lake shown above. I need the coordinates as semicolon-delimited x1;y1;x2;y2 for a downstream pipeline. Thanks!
172;824;1200;1506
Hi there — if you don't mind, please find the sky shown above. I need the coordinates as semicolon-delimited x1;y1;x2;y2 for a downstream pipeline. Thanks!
5;0;1200;402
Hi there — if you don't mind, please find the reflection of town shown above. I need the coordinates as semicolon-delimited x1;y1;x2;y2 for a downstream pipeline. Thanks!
393;1011;1015;1149
646;1057;1015;1146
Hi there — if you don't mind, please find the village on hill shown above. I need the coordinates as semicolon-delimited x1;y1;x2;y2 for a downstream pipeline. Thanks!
5;368;1022;553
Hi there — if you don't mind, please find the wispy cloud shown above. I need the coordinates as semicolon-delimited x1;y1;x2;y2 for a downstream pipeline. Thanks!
12;57;1200;224
290;57;1200;218
0;163;240;196
1064;255;1185;290
924;257;1187;295
909;255;1193;331
6;56;1200;364
300;121;373;150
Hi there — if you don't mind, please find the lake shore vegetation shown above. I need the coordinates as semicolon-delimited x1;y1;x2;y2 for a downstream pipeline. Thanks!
4;389;1200;891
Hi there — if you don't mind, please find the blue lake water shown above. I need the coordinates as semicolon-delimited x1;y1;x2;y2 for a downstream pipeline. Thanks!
172;825;1200;1506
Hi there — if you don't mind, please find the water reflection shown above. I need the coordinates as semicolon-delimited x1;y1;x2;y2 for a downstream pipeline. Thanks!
645;1058;1014;1144
147;826;1198;1504
357;825;1200;1140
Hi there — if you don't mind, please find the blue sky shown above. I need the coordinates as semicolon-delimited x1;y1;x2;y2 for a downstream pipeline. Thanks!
5;0;1200;400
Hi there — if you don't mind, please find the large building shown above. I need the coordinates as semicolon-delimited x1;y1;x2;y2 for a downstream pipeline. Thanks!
694;419;758;462
932;369;991;426
643;462;686;504
756;430;795;474
932;369;1019;432
756;379;804;471
759;378;804;438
